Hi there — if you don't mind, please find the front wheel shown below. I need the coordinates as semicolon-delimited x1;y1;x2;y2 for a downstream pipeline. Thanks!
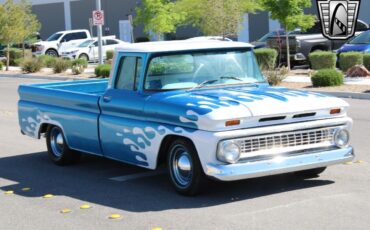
46;126;81;166
45;49;58;57
79;53;89;61
167;139;207;196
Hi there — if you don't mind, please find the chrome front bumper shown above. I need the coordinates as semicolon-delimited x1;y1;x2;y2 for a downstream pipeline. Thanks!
205;146;354;181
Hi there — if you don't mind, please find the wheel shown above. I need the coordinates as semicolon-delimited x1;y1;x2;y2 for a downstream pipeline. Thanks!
79;53;89;61
46;126;81;166
167;138;207;196
45;49;58;57
295;167;327;178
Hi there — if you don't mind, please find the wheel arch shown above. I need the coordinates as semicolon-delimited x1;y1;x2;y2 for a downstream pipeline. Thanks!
38;123;70;146
45;48;59;56
156;134;197;169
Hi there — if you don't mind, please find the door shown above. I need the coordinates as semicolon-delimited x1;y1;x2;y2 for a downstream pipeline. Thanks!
99;53;151;167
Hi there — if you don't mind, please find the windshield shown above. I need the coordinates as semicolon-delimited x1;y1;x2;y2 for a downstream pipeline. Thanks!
46;33;63;41
349;32;370;44
78;39;95;47
144;49;265;91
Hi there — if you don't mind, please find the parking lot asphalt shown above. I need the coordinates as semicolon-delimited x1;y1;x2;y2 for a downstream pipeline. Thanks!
0;76;369;230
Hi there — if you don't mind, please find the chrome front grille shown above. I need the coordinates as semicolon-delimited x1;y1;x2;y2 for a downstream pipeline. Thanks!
237;127;338;160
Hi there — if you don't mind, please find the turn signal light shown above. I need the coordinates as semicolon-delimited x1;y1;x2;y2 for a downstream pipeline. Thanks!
225;120;240;126
330;108;341;115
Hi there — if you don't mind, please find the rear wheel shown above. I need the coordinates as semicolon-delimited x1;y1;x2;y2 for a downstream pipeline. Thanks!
78;53;89;61
295;167;327;178
167;138;207;196
46;126;81;166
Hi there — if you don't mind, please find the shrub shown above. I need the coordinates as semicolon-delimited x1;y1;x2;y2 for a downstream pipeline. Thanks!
3;48;23;66
71;58;88;75
95;64;111;78
20;58;43;73
309;51;336;70
263;66;289;86
311;69;344;87
364;53;370;71
38;55;57;68
52;58;71;73
254;48;278;70
106;50;114;60
339;52;363;72
13;58;24;67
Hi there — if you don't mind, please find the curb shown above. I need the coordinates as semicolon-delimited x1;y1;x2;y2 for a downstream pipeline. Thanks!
0;73;94;81
311;91;370;100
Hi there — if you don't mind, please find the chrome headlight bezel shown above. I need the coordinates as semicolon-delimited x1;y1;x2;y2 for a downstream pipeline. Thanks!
334;128;350;148
217;140;241;164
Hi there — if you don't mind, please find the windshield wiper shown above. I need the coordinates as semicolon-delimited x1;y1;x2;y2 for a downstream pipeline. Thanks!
220;76;244;81
188;79;219;91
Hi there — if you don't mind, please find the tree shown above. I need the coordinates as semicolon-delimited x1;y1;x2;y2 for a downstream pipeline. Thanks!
176;0;261;38
261;0;315;70
135;0;186;40
18;0;41;57
0;0;40;70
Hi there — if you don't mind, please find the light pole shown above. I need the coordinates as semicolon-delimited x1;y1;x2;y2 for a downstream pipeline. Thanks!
96;0;103;64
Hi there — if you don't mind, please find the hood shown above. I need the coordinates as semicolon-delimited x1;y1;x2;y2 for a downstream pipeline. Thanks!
34;41;57;46
338;44;370;53
144;85;349;131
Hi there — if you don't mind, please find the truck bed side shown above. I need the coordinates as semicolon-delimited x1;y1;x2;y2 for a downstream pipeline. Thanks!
18;79;108;155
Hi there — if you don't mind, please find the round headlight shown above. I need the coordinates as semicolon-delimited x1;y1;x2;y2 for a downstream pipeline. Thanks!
217;140;240;164
334;129;350;148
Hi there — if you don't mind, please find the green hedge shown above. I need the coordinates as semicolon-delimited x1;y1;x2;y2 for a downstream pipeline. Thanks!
38;55;57;68
311;69;344;87
52;58;71;73
95;64;111;78
339;52;363;72
3;48;23;66
20;58;43;73
254;48;278;70
106;50;114;60
309;51;336;70
364;53;370;71
71;58;88;75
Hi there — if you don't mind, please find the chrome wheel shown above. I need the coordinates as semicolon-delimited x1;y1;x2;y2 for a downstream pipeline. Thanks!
46;49;58;57
170;145;193;188
50;127;64;157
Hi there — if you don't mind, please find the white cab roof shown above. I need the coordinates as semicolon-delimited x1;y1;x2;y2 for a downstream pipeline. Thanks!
115;40;253;53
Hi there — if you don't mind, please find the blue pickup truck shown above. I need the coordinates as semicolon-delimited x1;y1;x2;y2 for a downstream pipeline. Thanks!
18;41;354;195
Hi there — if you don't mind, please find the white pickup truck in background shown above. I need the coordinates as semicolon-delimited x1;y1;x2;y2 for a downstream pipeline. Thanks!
32;29;92;57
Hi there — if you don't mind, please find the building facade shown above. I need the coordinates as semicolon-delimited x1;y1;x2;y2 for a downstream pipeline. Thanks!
1;0;369;42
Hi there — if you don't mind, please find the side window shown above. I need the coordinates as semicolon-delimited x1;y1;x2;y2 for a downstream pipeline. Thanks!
106;39;119;45
61;33;73;42
93;41;98;46
74;32;88;40
115;56;142;90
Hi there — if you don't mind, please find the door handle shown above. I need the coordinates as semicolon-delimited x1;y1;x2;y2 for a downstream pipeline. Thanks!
103;96;112;102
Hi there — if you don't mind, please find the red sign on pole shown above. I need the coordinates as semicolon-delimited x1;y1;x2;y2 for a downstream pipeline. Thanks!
92;10;104;26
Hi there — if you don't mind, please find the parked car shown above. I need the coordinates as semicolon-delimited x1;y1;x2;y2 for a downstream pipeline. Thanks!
18;41;354;195
32;29;92;57
337;29;370;55
267;20;369;66
251;30;286;49
60;37;128;61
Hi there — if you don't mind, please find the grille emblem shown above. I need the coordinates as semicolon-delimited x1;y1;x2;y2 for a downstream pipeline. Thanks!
317;0;361;40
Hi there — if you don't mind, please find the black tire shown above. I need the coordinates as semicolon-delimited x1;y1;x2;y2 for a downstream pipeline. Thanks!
45;49;58;57
79;53;89;61
295;167;327;178
46;126;81;166
167;138;207;196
